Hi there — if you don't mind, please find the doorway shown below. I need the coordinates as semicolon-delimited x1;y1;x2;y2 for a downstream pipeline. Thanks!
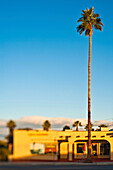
92;143;98;157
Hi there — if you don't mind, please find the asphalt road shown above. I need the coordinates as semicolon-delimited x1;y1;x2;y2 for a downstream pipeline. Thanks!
0;164;113;170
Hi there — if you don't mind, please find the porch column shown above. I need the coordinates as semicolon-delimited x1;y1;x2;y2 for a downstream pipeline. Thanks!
68;142;73;161
55;141;59;160
68;136;73;161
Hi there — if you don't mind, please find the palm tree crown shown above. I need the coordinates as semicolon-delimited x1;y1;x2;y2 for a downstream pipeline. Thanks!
42;120;51;131
73;121;82;131
7;120;16;134
63;125;70;131
99;124;108;128
77;7;104;36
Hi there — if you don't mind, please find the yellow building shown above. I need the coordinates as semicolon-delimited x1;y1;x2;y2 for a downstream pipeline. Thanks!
9;129;113;161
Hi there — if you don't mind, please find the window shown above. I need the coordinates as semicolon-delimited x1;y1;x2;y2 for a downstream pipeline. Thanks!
100;143;110;155
45;144;56;154
30;143;45;154
77;143;84;153
30;143;56;155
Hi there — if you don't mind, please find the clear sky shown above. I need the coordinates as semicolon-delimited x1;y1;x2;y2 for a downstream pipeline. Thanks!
0;0;113;121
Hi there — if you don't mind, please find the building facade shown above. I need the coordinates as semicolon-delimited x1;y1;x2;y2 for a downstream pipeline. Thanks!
10;129;113;161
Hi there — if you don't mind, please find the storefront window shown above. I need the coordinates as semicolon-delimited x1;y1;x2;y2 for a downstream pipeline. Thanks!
45;144;56;154
30;143;56;155
77;143;84;153
30;143;45;154
100;143;110;155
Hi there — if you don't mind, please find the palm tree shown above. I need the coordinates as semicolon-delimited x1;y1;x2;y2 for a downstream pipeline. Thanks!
72;121;82;131
77;7;103;161
99;124;108;127
85;123;93;130
63;125;70;131
42;120;51;131
6;120;16;145
7;120;16;134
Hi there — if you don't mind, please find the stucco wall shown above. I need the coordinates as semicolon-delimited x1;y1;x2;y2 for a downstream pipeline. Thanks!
11;129;113;160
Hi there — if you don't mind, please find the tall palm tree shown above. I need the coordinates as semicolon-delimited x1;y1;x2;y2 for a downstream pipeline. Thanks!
42;120;51;131
77;7;103;161
72;121;82;131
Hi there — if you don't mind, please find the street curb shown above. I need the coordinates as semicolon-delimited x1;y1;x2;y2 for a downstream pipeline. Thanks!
0;162;113;166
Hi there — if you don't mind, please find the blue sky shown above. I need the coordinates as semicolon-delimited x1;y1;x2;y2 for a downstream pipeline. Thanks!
0;0;113;121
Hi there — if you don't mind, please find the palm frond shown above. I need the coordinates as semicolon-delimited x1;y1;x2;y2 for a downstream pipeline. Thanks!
80;28;85;35
94;24;102;31
96;18;101;22
96;18;104;26
93;13;100;18
77;17;84;23
77;25;82;32
88;7;93;16
99;22;104;26
82;10;85;13
85;29;90;36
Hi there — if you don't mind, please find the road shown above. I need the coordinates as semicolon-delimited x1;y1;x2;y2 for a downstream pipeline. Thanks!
0;164;113;170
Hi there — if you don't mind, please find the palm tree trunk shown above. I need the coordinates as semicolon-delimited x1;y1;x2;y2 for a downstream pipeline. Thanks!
76;124;78;131
87;28;92;161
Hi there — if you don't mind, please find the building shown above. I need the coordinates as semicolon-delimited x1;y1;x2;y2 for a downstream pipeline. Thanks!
9;128;113;161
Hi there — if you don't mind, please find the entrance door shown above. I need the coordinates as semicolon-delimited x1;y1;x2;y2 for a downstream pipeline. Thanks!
92;143;98;157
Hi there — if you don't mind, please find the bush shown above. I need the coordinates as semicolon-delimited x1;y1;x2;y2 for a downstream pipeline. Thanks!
0;148;9;161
